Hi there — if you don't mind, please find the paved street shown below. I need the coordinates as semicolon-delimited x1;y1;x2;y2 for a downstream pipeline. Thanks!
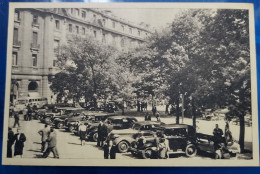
7;112;252;160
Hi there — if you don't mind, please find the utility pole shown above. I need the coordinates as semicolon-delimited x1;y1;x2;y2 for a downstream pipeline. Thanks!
181;94;184;124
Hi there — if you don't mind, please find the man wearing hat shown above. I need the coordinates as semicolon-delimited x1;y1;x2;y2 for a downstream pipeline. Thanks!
13;128;26;158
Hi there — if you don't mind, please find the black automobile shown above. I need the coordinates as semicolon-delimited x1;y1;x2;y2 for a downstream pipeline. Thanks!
130;124;198;159
85;116;138;142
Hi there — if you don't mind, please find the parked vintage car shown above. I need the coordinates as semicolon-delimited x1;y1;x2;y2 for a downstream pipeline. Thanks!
196;133;240;159
85;116;138;142
39;107;70;124
130;124;198;159
53;108;86;129
67;112;116;133
107;121;165;153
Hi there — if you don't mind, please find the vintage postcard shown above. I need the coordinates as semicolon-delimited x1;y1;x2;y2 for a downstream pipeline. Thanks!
2;2;259;166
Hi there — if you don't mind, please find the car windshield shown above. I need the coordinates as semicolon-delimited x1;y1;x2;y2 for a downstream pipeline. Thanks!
164;128;187;137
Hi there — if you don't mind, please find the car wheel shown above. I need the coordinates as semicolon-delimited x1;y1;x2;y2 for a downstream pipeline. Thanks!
142;148;153;159
117;141;129;153
68;125;74;132
56;122;63;129
185;144;197;157
44;117;51;124
92;132;98;142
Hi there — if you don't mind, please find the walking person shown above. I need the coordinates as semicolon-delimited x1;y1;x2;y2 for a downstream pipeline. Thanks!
104;134;117;159
213;124;224;150
78;122;87;146
152;106;157;117
224;122;233;144
7;127;14;158
155;112;161;122
13;128;26;158
13;112;20;128
38;124;50;152
42;128;59;159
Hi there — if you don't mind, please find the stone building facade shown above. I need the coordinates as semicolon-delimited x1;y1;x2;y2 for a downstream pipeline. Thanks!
10;8;151;103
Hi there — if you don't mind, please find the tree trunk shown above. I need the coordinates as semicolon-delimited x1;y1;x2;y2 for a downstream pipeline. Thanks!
192;98;196;130
239;113;245;153
91;64;97;111
176;98;180;124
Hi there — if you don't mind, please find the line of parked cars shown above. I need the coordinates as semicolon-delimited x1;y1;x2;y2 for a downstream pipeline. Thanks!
33;105;240;159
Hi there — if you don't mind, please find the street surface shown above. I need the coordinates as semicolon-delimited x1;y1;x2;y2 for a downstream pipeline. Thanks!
7;111;253;160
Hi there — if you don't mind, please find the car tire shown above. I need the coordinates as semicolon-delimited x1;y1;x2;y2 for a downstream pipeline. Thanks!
44;117;51;124
68;125;74;132
185;144;197;157
142;148;153;159
56;122;63;129
117;141;129;153
92;132;98;142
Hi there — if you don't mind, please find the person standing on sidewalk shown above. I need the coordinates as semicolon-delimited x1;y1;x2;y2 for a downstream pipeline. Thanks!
7;127;14;158
38;124;50;152
78;122;87;146
13;112;20;128
42;128;59;159
13;128;26;158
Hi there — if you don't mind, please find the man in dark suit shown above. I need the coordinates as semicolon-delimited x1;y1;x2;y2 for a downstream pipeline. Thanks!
213;124;224;150
13;128;26;158
38;124;50;152
13;113;20;128
7;127;14;158
42;128;59;158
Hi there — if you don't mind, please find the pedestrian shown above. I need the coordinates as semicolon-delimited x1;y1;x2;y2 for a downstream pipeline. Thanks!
7;127;14;158
141;101;144;112
13;112;20;128
78;122;87;146
144;112;151;121
155;112;161;122
97;121;107;147
38;124;50;152
224;122;233;144
213;124;224;150
104;134;117;159
27;104;32;121
13;128;26;158
137;100;140;112
42;128;59;159
157;137;168;159
152;106;157;117
165;104;169;115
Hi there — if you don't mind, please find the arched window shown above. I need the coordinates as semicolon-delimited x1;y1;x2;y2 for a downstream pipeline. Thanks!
28;81;38;91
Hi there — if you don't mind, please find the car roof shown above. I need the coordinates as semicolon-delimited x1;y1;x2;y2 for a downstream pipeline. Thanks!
162;124;192;129
108;116;137;120
134;121;164;126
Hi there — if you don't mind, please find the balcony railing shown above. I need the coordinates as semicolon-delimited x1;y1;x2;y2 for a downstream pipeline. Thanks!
13;40;21;48
32;21;40;27
30;43;40;50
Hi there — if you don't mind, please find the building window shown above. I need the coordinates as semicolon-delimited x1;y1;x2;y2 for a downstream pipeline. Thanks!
129;27;132;34
121;25;124;31
12;52;18;65
121;39;125;47
54;39;60;48
82;27;85;35
32;54;37;67
53;60;57;67
33;15;38;24
112;21;116;28
103;19;106;26
13;28;18;44
75;9;79;16
138;30;141;36
93;30;96;38
102;33;106;43
14;10;20;21
82;11;86;18
55;20;60;30
76;26;79;34
32;32;38;45
93;14;96;22
69;24;72;32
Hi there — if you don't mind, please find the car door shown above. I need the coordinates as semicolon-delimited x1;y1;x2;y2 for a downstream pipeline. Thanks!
165;128;188;152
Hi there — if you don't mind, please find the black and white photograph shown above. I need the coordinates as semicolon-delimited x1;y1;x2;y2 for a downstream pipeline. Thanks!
2;3;259;166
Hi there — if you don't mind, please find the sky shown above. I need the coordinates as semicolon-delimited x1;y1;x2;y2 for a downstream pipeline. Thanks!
103;8;183;30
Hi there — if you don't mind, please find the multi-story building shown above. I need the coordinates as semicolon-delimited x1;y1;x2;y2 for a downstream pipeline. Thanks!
10;8;151;103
